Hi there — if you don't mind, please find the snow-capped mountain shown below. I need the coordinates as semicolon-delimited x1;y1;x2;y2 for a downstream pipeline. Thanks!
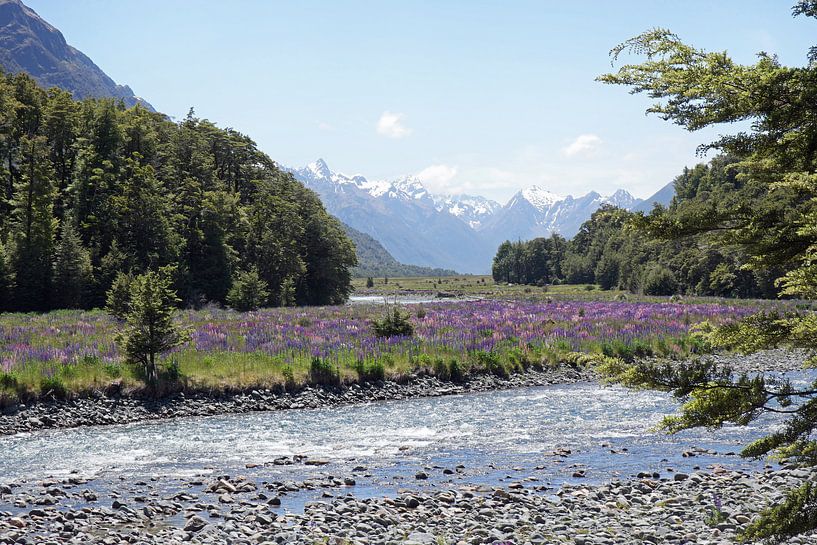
433;194;502;229
288;160;492;273
288;158;646;273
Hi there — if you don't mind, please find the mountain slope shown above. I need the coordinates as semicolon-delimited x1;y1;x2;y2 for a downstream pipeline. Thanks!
0;0;152;109
343;224;457;277
482;186;642;245
632;181;674;213
289;159;493;273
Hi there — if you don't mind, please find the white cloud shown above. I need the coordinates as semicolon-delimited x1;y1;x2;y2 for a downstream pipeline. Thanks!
317;121;335;131
417;164;458;187
376;111;412;139
561;133;602;157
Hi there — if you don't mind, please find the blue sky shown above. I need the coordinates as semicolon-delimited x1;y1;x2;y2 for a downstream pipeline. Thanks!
26;1;815;202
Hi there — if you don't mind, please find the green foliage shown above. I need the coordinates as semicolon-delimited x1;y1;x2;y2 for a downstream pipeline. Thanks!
105;272;134;321
475;351;508;378
309;357;340;387
352;359;385;382
226;267;270;311
39;375;67;399
371;304;414;338
117;269;187;386
742;483;817;542
52;220;93;309
365;276;374;288
641;265;678;296
492;235;567;285
598;4;817;539
0;72;355;312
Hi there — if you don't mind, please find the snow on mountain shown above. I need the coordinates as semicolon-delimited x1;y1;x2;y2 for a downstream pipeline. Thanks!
520;186;564;212
289;158;649;272
433;194;502;229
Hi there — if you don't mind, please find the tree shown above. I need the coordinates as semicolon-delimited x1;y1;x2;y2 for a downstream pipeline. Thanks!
52;219;92;308
7;135;57;310
226;267;269;311
599;2;817;540
117;269;186;386
105;271;134;320
0;71;356;311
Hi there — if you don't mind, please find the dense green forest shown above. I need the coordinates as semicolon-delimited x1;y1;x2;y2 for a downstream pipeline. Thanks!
0;70;356;311
492;155;786;298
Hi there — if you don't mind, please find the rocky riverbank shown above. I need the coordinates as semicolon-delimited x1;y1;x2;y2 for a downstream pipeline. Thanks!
1;348;808;437
0;465;813;544
0;365;592;436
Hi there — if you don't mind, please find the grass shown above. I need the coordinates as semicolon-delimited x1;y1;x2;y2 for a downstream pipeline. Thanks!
351;275;799;308
0;294;762;406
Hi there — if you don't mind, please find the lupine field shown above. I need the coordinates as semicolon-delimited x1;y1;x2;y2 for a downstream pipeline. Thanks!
0;299;755;403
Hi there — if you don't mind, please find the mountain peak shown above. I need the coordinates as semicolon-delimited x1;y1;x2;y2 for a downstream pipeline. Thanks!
307;158;332;178
0;0;153;109
520;186;563;211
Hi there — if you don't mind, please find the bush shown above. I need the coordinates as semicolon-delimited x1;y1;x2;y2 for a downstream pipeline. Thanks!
40;375;67;399
353;359;385;382
0;372;18;390
310;357;340;386
475;351;508;378
643;265;678;296
106;272;134;320
118;269;187;386
366;276;374;288
282;365;296;389
416;305;427;319
432;357;449;380
162;359;182;382
227;267;270;311
372;305;414;338
448;359;465;382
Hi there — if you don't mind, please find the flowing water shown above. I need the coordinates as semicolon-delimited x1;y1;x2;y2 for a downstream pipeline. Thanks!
2;377;806;513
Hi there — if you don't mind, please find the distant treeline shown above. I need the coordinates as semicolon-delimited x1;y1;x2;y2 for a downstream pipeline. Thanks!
493;155;785;298
0;71;356;312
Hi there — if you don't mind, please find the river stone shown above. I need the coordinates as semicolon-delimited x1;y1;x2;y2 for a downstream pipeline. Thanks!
184;515;207;532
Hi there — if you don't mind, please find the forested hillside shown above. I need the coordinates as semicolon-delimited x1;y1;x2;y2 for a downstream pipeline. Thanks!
342;224;457;278
0;71;356;311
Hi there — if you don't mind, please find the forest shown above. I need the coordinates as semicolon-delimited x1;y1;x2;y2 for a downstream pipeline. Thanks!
0;71;356;312
493;155;790;298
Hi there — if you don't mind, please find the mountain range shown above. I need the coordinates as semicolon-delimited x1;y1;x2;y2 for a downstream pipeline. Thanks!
0;0;675;275
0;0;152;109
288;159;673;273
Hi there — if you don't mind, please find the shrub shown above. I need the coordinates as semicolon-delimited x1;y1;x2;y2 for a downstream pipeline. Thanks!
371;305;414;338
162;358;182;382
309;357;339;386
366;277;374;288
118;269;187;386
227;267;270;311
355;360;385;382
433;357;449;380
416;304;427;319
475;351;507;378
448;359;465;382
106;271;134;320
40;375;67;399
282;365;296;389
643;265;678;296
0;372;18;389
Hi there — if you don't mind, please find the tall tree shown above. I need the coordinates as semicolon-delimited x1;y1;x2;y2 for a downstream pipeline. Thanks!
52;218;93;309
7;135;57;310
599;2;817;540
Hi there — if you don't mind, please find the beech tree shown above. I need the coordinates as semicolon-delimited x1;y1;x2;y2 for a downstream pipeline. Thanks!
599;2;817;540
